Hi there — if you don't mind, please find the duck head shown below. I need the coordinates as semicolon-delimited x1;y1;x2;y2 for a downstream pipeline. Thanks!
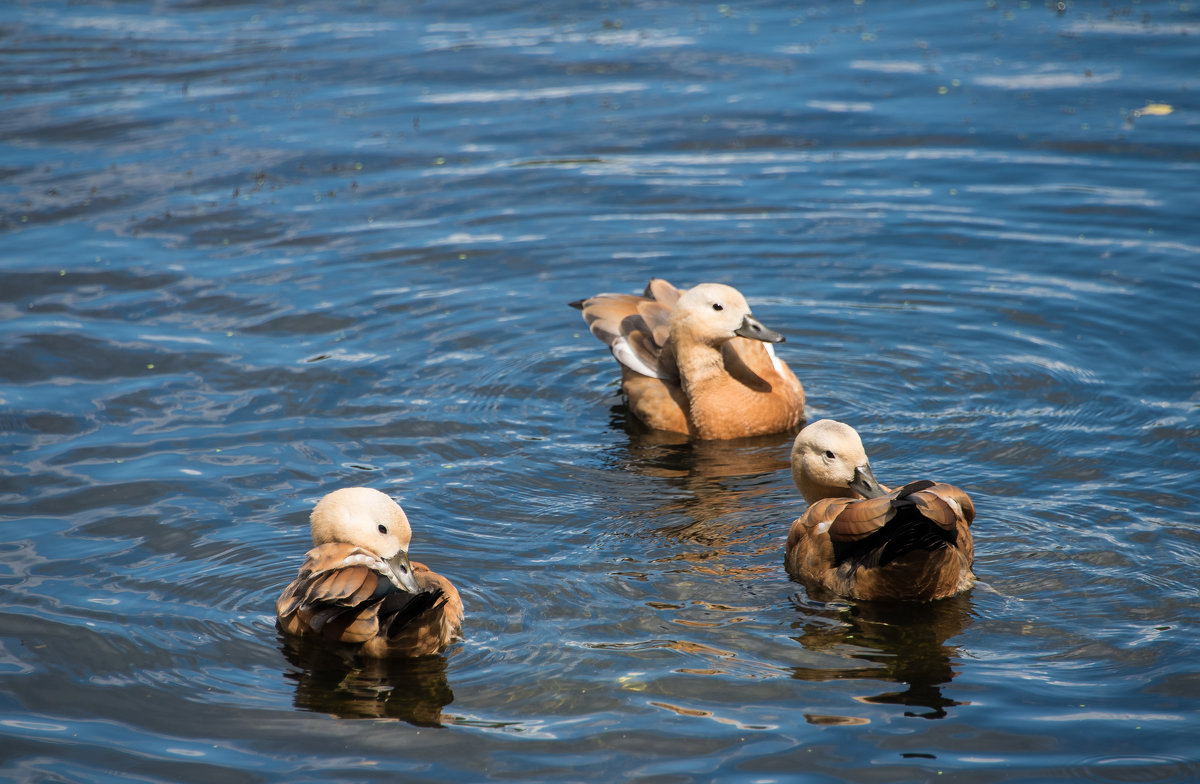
671;283;785;347
790;419;885;504
309;487;422;593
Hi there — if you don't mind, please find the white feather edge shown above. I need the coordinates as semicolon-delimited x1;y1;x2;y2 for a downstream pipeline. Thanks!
336;551;409;587
611;336;670;379
763;342;786;376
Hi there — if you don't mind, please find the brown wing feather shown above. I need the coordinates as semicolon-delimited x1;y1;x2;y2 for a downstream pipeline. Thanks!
644;277;682;307
619;369;690;432
307;598;382;643
277;543;393;644
636;299;672;347
294;542;369;574
416;563;465;641
785;481;977;602
336;614;383;643
574;289;677;381
785;498;848;584
826;496;897;542
359;562;465;658
305;564;374;605
932;483;975;525
577;294;643;346
906;483;974;529
909;490;958;532
790;498;851;543
276;543;365;618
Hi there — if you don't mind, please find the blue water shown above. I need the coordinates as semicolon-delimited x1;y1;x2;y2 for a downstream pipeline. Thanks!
2;1;1199;781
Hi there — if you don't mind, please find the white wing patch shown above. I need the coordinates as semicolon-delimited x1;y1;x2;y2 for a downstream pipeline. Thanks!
611;336;670;379
764;342;785;376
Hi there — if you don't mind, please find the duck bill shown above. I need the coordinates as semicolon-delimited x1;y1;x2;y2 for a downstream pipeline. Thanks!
387;551;421;593
849;463;886;499
733;314;785;343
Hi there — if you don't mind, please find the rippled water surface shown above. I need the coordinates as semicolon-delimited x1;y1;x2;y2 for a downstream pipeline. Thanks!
2;0;1199;781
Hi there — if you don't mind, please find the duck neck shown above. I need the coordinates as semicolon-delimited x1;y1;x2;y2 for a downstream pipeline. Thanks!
671;331;728;393
797;473;860;505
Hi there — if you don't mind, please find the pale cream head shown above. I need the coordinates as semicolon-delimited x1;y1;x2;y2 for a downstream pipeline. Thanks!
309;487;413;558
309;487;421;592
790;419;879;503
670;283;784;346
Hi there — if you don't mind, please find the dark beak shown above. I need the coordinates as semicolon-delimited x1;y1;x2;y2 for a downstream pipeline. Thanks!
849;463;886;499
733;314;785;343
387;550;422;593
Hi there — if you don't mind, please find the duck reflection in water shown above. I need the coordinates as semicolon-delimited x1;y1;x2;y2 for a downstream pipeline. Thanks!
606;403;798;480
788;592;973;721
280;634;454;726
611;421;798;579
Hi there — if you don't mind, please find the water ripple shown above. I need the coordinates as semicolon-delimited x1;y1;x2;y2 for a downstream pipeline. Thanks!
2;0;1198;781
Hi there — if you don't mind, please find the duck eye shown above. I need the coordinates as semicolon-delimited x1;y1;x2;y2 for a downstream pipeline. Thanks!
824;450;835;459
377;524;388;535
712;302;723;311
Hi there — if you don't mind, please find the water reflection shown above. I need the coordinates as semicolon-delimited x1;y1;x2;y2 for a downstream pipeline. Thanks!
608;405;796;480
279;635;455;727
617;424;795;582
788;594;973;722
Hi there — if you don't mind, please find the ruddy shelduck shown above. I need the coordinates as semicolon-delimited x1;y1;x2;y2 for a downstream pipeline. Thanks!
785;420;975;601
276;487;463;657
571;278;805;440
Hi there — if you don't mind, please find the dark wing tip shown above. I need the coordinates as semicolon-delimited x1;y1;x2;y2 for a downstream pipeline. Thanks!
382;588;447;639
895;479;937;500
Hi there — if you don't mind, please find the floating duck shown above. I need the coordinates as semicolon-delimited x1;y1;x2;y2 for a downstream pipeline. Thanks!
785;420;975;601
571;278;805;439
276;487;463;657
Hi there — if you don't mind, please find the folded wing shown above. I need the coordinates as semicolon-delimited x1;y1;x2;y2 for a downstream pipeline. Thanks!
277;543;446;645
787;480;975;601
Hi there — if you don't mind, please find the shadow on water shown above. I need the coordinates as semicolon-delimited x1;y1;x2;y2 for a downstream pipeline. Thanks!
788;592;973;723
279;634;455;727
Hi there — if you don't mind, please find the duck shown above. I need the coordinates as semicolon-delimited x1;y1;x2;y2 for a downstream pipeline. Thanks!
276;487;463;658
570;278;805;440
785;419;975;601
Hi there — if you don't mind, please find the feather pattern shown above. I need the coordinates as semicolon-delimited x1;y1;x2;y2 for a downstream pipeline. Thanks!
277;543;463;655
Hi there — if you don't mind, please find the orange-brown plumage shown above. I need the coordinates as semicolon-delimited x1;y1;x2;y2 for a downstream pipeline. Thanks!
785;420;975;601
571;278;805;440
276;488;463;658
